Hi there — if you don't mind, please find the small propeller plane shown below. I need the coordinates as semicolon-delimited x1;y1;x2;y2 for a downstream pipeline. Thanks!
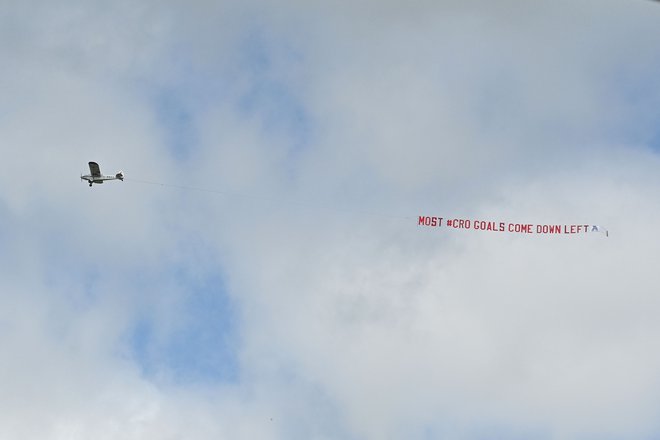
81;161;124;187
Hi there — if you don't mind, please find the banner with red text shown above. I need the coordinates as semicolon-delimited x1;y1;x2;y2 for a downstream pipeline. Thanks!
418;216;608;236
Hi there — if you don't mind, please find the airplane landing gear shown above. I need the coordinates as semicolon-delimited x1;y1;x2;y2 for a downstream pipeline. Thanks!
89;182;93;187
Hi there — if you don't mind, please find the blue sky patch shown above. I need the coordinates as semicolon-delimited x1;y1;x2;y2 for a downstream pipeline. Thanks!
153;88;197;161
130;271;239;384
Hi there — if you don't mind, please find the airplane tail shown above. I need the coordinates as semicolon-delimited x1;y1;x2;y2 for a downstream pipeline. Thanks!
116;171;124;181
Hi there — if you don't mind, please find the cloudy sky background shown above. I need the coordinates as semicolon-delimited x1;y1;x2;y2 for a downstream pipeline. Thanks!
1;0;660;438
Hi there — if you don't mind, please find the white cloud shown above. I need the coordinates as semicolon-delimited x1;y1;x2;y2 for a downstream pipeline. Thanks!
1;0;660;438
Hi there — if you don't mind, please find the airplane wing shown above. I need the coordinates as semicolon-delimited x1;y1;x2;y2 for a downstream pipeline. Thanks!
88;161;101;177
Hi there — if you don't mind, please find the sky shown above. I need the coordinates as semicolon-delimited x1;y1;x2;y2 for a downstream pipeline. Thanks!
1;0;660;438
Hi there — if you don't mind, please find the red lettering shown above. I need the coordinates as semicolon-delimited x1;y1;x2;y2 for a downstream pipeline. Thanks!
537;224;562;234
469;220;505;232
509;223;533;233
418;216;443;227
446;219;470;229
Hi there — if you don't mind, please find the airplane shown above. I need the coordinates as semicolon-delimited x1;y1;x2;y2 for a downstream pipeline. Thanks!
81;161;124;187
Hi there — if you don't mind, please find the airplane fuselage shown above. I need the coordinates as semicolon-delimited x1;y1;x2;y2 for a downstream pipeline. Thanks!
81;175;119;184
81;168;124;187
